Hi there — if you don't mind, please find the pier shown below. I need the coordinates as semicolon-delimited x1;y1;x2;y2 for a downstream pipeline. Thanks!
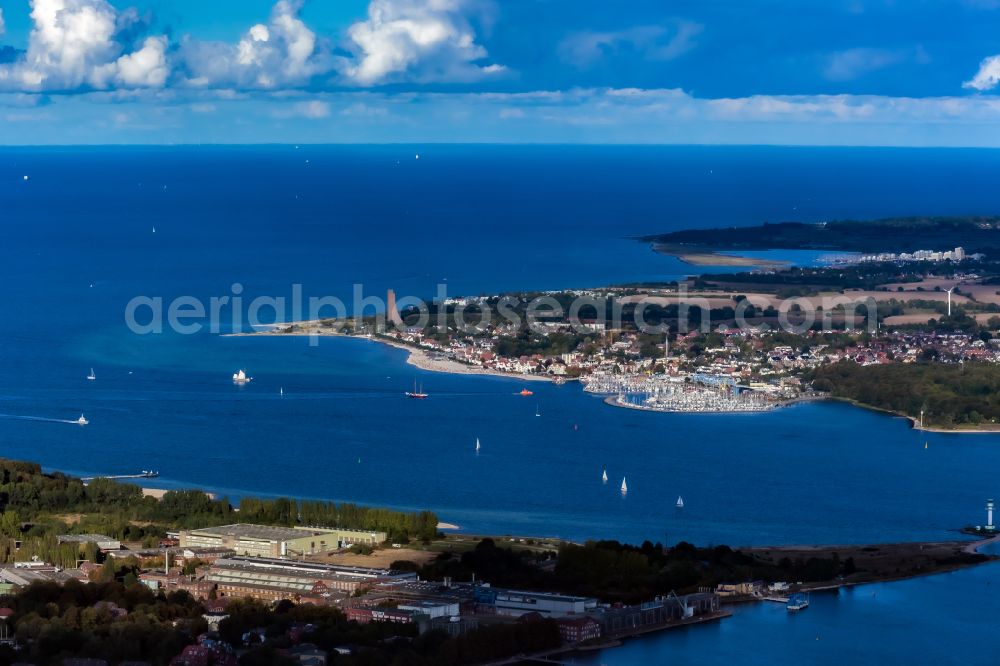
80;471;160;482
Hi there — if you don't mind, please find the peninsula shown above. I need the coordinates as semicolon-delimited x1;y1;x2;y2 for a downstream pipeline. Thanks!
224;214;1000;429
642;215;1000;257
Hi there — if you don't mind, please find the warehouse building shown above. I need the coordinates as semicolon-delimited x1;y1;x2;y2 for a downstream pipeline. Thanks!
590;592;722;637
178;524;386;557
0;562;86;590
56;534;121;551
206;556;416;601
474;586;599;618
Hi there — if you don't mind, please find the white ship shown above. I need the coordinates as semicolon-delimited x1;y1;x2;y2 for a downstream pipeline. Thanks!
232;369;252;384
787;593;810;611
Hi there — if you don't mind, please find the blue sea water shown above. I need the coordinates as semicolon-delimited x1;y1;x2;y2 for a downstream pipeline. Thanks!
576;542;1000;666
3;145;1000;663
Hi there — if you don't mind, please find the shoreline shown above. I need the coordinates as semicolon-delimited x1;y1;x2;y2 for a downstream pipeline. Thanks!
651;242;790;269
76;467;1000;567
498;610;733;665
226;324;556;383
229;324;1000;431
372;334;555;383
906;413;1000;434
828;396;1000;434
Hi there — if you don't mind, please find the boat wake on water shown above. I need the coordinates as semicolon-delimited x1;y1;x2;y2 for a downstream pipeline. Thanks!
0;413;89;426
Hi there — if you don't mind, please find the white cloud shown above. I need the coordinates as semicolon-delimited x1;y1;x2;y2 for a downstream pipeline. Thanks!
6;87;1000;145
2;0;503;92
103;35;169;87
0;0;168;91
431;88;1000;131
824;46;928;81
180;0;326;89
559;21;702;68
266;87;1000;131
340;101;387;117
295;99;329;118
965;54;1000;91
344;0;503;85
272;99;331;119
15;0;119;88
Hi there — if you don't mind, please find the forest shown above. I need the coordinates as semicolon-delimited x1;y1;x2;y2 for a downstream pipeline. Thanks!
644;216;1000;253
0;459;439;566
812;361;1000;427
409;538;853;604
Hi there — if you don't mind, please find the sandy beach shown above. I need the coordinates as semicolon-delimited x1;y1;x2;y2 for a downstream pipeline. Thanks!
677;252;788;269
651;243;789;269
141;487;217;500
375;335;554;382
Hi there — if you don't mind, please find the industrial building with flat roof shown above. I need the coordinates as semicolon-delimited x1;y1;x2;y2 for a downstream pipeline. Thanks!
179;524;386;557
474;586;599;618
56;534;121;550
0;562;86;590
206;556;416;602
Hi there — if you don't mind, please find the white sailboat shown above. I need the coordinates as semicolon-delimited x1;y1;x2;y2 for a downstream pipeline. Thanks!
620;477;628;494
602;468;608;484
86;368;96;381
535;404;540;417
232;369;251;384
475;437;481;453
676;496;684;509
76;414;89;426
406;379;428;398
279;387;284;396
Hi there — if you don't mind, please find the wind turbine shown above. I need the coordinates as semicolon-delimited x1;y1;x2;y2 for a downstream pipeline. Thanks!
946;288;955;317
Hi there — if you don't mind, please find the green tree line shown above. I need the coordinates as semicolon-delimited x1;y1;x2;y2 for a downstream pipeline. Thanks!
0;459;439;562
813;360;1000;427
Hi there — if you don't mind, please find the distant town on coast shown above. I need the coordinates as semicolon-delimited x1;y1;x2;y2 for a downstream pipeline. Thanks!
245;217;1000;431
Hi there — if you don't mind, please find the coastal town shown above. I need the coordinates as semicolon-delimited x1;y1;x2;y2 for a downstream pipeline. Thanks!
853;246;983;264
256;263;1000;420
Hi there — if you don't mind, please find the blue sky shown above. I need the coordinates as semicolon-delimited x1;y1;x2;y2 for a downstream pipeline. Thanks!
1;0;1000;144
